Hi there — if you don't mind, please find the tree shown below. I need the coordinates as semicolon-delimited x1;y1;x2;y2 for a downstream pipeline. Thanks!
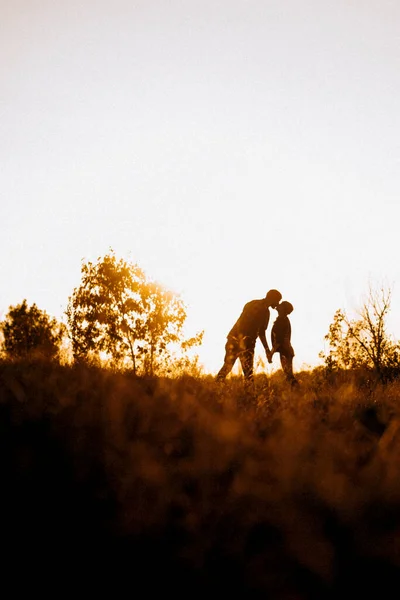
140;281;204;375
66;251;203;375
320;284;400;381
0;300;64;361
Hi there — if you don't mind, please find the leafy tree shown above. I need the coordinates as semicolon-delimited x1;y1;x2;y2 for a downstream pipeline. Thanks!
66;251;203;375
140;281;204;375
0;300;64;360
320;285;400;381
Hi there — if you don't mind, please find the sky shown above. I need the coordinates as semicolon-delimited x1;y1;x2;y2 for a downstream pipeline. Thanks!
1;0;400;374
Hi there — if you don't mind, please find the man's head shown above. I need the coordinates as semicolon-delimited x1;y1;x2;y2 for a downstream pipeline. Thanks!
265;289;282;309
277;300;294;316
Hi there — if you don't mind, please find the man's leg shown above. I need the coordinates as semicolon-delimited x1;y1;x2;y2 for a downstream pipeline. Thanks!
216;337;239;381
239;341;255;382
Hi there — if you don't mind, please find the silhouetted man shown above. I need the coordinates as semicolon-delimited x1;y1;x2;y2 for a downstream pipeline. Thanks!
270;300;298;386
216;289;282;383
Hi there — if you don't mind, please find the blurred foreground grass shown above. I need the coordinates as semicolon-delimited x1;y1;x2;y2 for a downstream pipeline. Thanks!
1;360;400;597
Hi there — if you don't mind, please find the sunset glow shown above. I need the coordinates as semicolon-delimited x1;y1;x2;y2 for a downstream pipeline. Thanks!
2;1;400;374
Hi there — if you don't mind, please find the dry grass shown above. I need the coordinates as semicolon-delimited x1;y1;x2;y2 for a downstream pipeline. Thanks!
1;359;400;597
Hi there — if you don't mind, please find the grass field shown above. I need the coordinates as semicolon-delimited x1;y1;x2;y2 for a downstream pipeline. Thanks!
1;359;400;597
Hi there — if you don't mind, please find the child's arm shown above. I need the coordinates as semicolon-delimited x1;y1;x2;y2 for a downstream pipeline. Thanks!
269;342;281;363
269;329;280;362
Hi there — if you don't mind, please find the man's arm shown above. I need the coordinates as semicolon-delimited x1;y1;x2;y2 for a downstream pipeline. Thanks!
259;330;273;363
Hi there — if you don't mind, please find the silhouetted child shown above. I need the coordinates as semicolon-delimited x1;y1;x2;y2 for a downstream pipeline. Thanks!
270;301;298;386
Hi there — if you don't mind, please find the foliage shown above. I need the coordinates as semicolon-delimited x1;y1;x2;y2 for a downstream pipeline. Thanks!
320;285;400;381
66;251;203;375
0;299;64;360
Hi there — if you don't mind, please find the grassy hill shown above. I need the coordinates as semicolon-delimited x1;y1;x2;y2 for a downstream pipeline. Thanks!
1;359;400;597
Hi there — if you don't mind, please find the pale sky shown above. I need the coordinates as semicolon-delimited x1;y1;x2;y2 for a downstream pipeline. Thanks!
1;0;400;374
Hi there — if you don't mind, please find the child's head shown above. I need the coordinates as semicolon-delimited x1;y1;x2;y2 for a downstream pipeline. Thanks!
277;301;293;316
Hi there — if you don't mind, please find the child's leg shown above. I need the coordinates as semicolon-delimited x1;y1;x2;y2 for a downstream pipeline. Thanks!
280;354;297;384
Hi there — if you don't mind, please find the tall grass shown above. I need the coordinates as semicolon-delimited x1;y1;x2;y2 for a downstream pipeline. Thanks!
1;359;400;596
